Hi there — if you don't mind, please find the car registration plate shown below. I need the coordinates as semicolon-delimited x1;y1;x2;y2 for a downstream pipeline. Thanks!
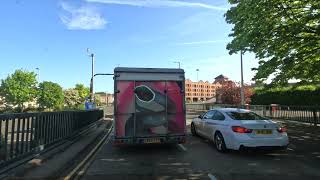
255;130;272;135
144;138;161;144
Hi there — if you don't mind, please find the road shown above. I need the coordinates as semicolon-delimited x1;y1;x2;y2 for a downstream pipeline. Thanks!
80;114;320;180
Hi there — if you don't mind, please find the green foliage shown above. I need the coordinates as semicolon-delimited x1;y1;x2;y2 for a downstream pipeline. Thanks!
75;84;89;101
251;85;320;105
63;89;82;109
0;70;37;112
63;84;89;110
38;81;64;110
94;97;102;106
225;0;320;85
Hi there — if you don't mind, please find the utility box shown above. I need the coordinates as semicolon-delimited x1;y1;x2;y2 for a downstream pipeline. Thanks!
113;67;186;145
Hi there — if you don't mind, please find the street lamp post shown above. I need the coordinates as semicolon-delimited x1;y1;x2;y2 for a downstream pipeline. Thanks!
196;69;199;81
35;68;40;82
173;61;181;69
87;48;95;102
240;50;245;106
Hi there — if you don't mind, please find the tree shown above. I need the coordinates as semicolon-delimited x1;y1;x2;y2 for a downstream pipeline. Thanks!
0;70;37;112
217;81;253;104
75;84;89;102
225;0;320;85
63;84;90;109
38;81;64;110
0;97;5;112
94;96;102;106
63;89;82;109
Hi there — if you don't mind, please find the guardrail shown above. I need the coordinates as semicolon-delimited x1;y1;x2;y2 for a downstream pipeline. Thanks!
186;103;320;126
0;109;104;168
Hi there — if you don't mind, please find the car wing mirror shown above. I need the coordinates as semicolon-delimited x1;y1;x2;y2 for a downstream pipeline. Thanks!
198;115;203;119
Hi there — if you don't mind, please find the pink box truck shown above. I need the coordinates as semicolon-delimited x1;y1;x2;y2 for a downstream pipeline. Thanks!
113;67;186;145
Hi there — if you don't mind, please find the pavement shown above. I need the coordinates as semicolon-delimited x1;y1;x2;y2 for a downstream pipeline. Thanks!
81;113;320;180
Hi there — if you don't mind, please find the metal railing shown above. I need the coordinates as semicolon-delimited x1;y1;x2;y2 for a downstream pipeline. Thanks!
0;109;103;167
186;103;320;126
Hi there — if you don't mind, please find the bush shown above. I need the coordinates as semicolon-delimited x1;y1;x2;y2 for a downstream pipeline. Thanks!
251;85;320;106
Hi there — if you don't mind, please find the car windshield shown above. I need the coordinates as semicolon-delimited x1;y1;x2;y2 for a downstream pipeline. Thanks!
226;112;268;120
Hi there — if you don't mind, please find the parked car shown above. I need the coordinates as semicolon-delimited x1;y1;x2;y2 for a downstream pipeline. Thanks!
191;108;289;152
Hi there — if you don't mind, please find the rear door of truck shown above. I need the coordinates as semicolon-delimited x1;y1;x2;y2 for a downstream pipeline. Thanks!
114;68;185;143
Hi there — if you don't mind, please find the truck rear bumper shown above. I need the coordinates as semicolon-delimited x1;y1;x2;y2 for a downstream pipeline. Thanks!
113;135;186;146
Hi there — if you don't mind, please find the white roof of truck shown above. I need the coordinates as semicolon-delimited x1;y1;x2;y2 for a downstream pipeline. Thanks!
114;67;184;81
114;67;184;73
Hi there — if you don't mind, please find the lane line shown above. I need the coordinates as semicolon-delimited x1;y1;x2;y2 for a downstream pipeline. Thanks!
208;173;218;180
63;126;113;180
78;133;113;177
177;144;187;152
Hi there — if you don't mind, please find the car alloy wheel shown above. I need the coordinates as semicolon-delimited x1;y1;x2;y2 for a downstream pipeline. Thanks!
214;133;227;153
191;123;197;136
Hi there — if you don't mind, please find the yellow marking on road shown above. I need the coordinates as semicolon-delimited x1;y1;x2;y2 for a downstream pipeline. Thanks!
63;126;113;180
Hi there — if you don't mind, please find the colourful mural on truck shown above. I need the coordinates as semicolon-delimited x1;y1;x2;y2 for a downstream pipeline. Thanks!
115;81;185;137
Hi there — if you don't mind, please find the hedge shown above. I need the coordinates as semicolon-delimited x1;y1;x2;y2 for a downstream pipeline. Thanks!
251;85;320;106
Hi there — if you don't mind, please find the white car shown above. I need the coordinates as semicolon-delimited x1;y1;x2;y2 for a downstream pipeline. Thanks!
191;108;289;152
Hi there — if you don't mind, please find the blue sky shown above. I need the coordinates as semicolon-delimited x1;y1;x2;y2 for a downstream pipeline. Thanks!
0;0;258;93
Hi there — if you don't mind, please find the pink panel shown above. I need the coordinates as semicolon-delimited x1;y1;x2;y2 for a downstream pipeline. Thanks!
115;81;134;137
167;81;185;135
115;114;133;137
116;81;135;114
168;114;185;134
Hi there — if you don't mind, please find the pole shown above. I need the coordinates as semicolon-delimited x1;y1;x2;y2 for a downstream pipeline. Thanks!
174;61;181;69
90;53;94;102
36;68;40;82
107;94;109;106
90;73;114;104
104;92;108;106
196;69;199;81
240;50;245;106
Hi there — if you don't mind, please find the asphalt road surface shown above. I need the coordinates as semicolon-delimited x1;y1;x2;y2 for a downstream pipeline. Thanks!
81;115;320;180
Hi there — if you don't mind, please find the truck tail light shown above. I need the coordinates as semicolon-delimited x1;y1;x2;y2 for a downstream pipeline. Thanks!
232;126;253;133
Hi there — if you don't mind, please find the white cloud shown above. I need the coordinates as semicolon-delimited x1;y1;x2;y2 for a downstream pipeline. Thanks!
86;0;227;11
175;40;227;45
60;2;107;30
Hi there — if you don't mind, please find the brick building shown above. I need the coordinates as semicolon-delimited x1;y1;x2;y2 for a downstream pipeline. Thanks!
185;74;229;103
94;92;114;105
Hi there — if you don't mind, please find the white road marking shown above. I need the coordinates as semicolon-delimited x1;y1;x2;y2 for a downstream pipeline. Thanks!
208;173;217;180
287;148;294;151
177;144;187;152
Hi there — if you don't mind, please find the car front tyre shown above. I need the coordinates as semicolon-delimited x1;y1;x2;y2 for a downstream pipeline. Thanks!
214;132;227;153
191;123;197;136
